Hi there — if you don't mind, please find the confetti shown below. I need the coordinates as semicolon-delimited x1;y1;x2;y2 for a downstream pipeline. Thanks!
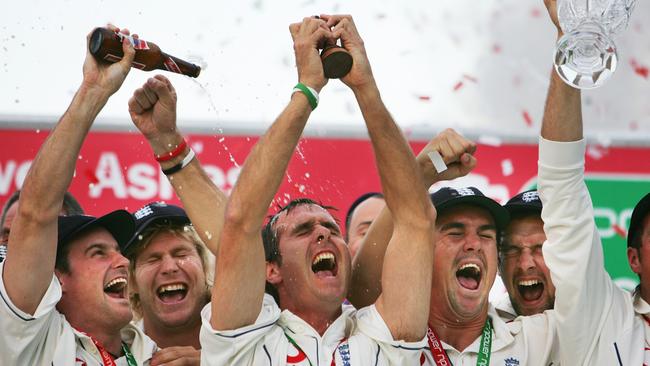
462;74;478;83
612;224;626;239
478;135;503;147
418;95;431;101
501;159;514;176
85;169;99;184
522;110;533;127
630;59;649;79
453;81;464;91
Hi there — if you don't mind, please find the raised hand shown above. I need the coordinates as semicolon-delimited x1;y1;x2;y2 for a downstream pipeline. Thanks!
288;16;332;92
81;24;135;96
320;14;375;92
128;75;181;154
415;128;477;187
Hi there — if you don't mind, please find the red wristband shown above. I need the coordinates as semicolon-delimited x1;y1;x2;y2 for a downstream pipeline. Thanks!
155;139;187;162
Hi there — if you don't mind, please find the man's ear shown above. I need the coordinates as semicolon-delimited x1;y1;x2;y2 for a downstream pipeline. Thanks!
628;247;642;274
266;262;282;285
55;270;66;293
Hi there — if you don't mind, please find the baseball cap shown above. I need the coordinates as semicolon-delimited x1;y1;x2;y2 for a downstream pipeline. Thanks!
126;202;190;251
628;193;650;247
503;189;542;216
430;187;509;230
57;210;136;252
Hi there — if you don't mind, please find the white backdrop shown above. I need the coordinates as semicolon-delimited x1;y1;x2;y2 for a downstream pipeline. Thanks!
1;0;649;143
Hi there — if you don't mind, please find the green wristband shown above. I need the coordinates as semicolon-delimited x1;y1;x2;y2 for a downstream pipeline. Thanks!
293;83;319;110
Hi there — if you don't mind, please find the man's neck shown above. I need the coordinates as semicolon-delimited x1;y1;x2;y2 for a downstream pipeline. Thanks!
78;324;124;356
143;317;202;349
283;302;343;336
428;302;489;352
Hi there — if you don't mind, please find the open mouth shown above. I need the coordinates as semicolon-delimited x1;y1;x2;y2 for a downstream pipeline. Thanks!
456;263;481;291
157;283;188;304
517;279;544;302
311;251;338;277
104;277;127;299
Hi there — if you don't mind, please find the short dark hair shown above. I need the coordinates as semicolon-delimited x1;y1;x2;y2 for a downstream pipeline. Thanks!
1;190;84;228
344;192;383;241
628;213;649;250
261;198;337;305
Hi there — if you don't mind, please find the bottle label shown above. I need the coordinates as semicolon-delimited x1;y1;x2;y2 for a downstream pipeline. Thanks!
115;32;150;50
103;53;147;70
163;57;182;74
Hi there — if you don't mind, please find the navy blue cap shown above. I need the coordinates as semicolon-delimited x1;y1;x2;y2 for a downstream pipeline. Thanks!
430;187;509;230
126;202;190;250
503;189;542;216
57;210;135;252
628;193;650;247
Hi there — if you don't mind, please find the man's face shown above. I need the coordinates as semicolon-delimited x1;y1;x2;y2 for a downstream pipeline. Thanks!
269;204;351;310
499;215;554;316
347;197;385;259
56;228;132;330
432;205;498;319
133;231;207;329
628;213;650;300
1;201;18;246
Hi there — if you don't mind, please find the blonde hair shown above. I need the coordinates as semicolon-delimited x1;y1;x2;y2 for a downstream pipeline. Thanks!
126;222;213;319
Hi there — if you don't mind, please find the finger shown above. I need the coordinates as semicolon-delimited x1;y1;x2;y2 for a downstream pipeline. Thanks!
152;347;198;364
153;74;177;98
147;77;176;107
118;34;136;69
133;87;153;110
142;83;159;105
459;153;477;173
121;27;131;36
128;95;144;115
289;22;301;39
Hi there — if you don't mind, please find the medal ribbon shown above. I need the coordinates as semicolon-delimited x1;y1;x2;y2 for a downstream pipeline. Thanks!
427;318;492;366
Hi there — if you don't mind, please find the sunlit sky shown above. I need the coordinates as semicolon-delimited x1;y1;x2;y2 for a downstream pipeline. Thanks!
1;0;648;143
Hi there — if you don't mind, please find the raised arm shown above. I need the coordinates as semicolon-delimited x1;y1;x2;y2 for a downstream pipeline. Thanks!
128;75;226;256
348;129;476;309
324;14;438;340
540;0;582;142
206;18;330;331
538;1;612;364
3;26;134;314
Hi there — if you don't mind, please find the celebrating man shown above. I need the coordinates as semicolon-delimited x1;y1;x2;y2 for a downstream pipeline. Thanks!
0;26;157;365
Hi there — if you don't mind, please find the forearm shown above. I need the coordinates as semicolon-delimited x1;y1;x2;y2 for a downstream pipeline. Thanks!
162;156;227;255
353;85;432;225
541;68;582;142
355;85;435;340
4;86;110;313
226;94;312;230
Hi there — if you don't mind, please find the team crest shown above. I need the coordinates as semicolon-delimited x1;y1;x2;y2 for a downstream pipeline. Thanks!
504;357;520;366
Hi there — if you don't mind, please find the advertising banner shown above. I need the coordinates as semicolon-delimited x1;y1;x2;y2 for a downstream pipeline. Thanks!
1;129;648;289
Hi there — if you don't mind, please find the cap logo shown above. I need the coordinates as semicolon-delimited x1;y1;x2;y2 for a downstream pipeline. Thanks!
455;188;476;196
521;191;539;203
134;206;154;220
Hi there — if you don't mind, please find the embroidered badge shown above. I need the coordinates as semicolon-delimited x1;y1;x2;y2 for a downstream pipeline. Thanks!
521;191;539;202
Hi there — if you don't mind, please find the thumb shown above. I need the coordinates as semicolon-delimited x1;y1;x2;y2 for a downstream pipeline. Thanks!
458;153;477;174
118;36;136;71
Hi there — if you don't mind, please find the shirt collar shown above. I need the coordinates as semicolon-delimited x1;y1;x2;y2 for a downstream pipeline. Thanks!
278;304;355;349
633;286;650;316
